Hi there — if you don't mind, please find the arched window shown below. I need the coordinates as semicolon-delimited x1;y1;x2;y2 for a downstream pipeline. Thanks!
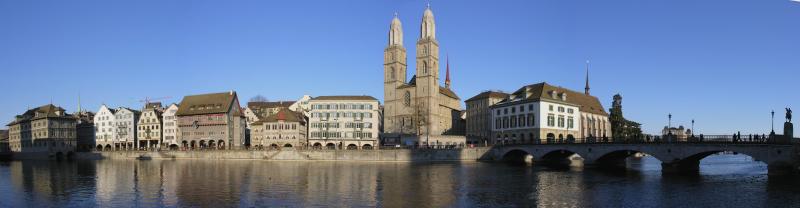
404;91;411;106
423;61;428;74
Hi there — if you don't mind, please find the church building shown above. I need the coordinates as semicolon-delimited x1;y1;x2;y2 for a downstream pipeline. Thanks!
382;6;465;146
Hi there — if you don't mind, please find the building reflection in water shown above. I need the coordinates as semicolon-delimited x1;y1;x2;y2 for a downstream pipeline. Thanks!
1;156;794;207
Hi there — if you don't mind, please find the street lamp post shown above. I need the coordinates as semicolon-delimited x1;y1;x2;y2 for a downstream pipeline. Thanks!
771;110;775;135
691;119;695;137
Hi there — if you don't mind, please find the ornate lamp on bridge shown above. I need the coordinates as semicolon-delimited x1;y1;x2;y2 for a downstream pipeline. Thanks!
771;110;775;136
785;108;793;140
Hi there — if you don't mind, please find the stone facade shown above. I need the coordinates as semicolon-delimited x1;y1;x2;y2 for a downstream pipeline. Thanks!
136;103;163;149
94;105;116;150
490;83;611;144
465;91;508;145
383;7;464;144
162;103;180;147
6;104;77;154
308;96;380;149
251;108;307;149
176;91;246;149
114;107;140;150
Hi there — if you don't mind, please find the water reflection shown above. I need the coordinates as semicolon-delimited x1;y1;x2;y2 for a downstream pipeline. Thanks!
0;155;798;207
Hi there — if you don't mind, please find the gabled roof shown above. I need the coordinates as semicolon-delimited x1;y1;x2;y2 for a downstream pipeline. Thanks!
497;82;608;116
247;101;294;109
176;91;240;116
256;108;305;124
116;107;141;115
465;91;509;102
310;96;378;101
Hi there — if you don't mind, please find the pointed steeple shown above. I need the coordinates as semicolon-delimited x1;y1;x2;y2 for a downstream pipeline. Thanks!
584;60;590;95
445;54;451;88
77;93;82;113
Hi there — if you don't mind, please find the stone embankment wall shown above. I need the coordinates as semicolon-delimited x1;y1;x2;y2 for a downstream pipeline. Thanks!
74;147;493;162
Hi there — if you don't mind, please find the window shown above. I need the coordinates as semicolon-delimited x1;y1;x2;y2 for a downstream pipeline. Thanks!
520;106;524;112
567;109;574;114
567;117;574;129
528;104;534;111
504;108;508;115
511;107;516;114
404;91;411;106
558;107;565;113
547;114;555;127
549;105;553;111
495;118;501;129
510;116;516;128
527;113;535;126
558;116;565;128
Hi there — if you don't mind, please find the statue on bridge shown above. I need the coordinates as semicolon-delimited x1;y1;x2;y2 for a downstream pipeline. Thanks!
787;108;792;123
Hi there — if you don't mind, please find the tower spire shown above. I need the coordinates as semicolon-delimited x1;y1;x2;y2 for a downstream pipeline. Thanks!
78;92;82;113
445;54;451;88
584;60;590;95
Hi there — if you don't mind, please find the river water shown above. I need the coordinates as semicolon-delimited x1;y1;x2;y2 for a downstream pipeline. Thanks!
0;154;798;207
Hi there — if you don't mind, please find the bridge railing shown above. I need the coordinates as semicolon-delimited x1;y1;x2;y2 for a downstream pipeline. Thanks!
494;134;794;146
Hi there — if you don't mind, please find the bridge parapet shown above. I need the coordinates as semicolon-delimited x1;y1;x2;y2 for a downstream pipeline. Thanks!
491;142;799;176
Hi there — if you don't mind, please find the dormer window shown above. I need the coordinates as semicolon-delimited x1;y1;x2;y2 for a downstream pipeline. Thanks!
550;91;557;99
560;93;567;101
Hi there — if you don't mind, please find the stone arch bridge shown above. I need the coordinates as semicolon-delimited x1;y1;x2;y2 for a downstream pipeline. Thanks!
489;143;800;176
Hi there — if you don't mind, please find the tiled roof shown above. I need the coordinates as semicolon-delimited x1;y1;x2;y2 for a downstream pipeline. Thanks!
247;101;293;109
466;91;509;102
497;82;608;116
176;91;241;116
260;108;305;123
6;104;74;126
310;96;378;101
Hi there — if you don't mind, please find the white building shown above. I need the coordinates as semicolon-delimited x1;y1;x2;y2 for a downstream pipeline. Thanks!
162;103;180;148
289;95;313;115
114;107;140;150
94;104;116;150
490;83;610;144
308;96;380;150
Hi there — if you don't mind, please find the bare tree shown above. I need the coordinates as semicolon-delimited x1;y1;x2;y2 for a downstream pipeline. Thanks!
249;95;269;102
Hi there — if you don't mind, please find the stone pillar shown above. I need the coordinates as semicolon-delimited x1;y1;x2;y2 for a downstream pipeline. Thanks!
661;160;700;175
784;122;793;140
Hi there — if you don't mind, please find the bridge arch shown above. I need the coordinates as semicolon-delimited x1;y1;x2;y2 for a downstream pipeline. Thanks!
590;148;666;170
501;149;534;164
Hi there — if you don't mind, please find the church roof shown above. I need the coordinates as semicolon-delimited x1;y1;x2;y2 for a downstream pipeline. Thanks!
497;82;608;116
400;75;460;100
439;87;459;99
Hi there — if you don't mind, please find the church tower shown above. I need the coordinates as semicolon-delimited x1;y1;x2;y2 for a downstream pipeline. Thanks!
384;13;407;133
415;5;440;135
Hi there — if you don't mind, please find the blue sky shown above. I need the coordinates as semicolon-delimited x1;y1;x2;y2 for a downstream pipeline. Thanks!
1;0;798;135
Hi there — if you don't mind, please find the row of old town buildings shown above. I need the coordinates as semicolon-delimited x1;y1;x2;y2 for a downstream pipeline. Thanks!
1;6;621;155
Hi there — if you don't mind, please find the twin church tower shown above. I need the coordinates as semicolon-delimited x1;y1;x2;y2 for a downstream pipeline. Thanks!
383;6;463;140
